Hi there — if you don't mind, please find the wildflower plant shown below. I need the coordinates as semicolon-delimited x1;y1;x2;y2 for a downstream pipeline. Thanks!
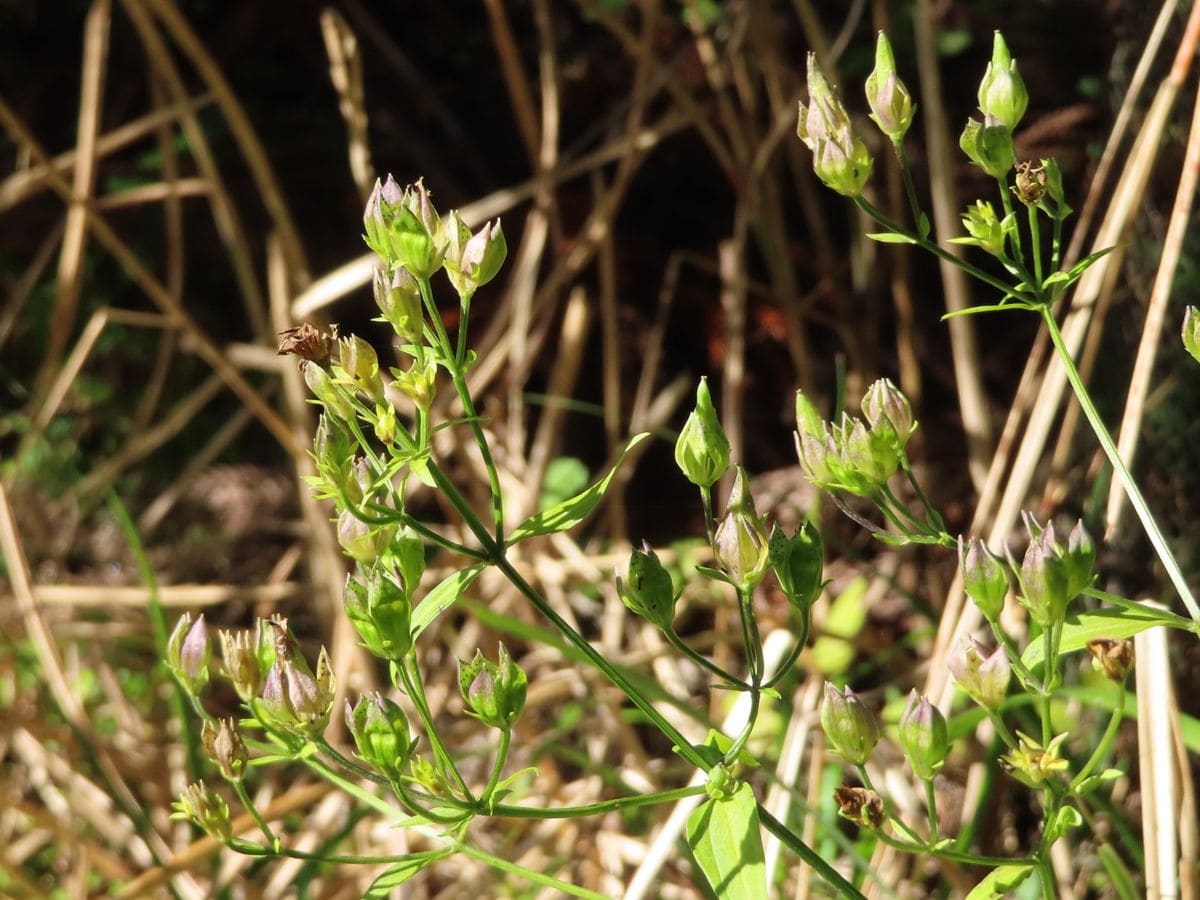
159;32;1200;899
793;30;1200;896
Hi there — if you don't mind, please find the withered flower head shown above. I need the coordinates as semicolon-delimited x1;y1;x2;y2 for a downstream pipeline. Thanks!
833;784;884;829
1086;638;1134;682
277;323;339;366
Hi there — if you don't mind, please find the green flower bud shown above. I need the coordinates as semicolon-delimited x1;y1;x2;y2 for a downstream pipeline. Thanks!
865;32;915;142
201;717;248;782
861;378;914;447
363;174;404;262
219;627;265;701
812;131;874;197
443;210;507;299
950;199;1008;257
797;53;852;150
336;335;385;403
675;377;730;488
769;522;824;611
171;781;232;842
458;644;527;730
960;116;1015;178
313;414;356;500
365;566;413;660
1039;158;1070;218
1063;520;1095;599
947;637;1010;710
394;357;437;412
374;265;424;342
843;417;899;487
978;32;1028;131
713;467;771;589
616;543;677;630
820;683;879;765
167;612;210;696
260;625;336;737
303;359;354;420
345;693;412;778
897;690;949;780
795;428;838;489
1016;536;1070;627
362;176;446;277
959;536;1009;621
337;509;392;565
1184;306;1200;364
390;526;426;596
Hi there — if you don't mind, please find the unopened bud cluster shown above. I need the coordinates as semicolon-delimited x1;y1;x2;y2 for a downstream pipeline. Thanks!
795;378;915;496
1011;514;1095;627
797;54;873;196
458;644;527;731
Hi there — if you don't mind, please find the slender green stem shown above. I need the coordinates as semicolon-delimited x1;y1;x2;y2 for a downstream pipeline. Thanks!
301;754;407;822
316;738;388;785
491;554;708;770
758;807;867;899
737;587;764;683
874;831;1034;868
997;177;1025;265
898;455;949;537
491;785;707;818
455;291;474;366
989;619;1038;690
1039;627;1055;745
481;728;511;806
923;778;939;840
395;659;474;802
853;195;1036;301
1037;855;1056;899
1069;681;1125;792
985;708;1020;751
763;623;808;691
1027;205;1044;285
1051;213;1064;272
230;838;410;864
857;765;923;844
415;276;505;542
231;779;277;848
723;684;760;766
699;484;716;549
662;627;748;688
893;142;925;231
424;458;497;554
1040;306;1200;622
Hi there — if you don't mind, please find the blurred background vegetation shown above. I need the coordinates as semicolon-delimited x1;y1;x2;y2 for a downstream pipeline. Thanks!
1;0;1198;896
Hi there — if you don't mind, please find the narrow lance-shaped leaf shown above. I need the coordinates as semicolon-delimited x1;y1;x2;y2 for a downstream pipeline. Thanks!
412;563;486;638
507;433;649;543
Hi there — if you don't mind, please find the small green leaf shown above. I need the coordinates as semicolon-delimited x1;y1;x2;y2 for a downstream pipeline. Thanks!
866;232;918;244
412;564;486;638
508;434;648;543
1022;605;1178;671
686;783;767;900
966;864;1033;899
366;850;455;896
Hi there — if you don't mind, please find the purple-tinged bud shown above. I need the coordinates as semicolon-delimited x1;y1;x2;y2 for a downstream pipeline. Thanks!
1184;307;1200;364
260;626;336;737
812;130;873;197
168;613;210;695
947;637;1010;710
713;467;771;589
1017;538;1069;627
337;509;392;566
865;32;915;142
960;115;1015;178
345;693;412;777
219;628;265;701
616;543;677;630
171;780;232;842
797;54;852;150
769;522;824;612
820;683;880;765
675;377;730;488
458;644;527;730
201;717;248;782
1086;638;1133;682
959;536;1009;621
978;32;1028;132
861;378;914;446
1001;731;1070;789
833;784;884;829
898;690;949;780
795;428;836;488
